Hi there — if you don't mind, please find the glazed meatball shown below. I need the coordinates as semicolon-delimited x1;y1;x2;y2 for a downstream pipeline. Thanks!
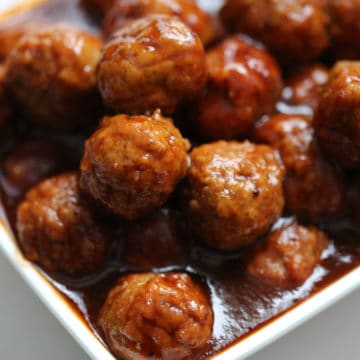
2;138;78;194
282;64;329;111
184;141;285;250
98;273;213;359
255;114;346;223
97;15;206;115
314;61;360;168
5;24;102;131
0;65;13;136
102;0;216;45
16;173;110;275
191;36;282;140
247;222;329;287
121;208;188;270
220;0;329;63
81;0;116;17
80;112;190;220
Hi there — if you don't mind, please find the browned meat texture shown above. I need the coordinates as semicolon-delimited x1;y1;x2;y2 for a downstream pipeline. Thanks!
220;0;329;63
184;141;285;250
314;61;360;169
5;24;102;131
2;138;78;194
255;114;346;223
190;36;282;140
102;0;216;45
247;222;329;287
16;172;110;275
98;273;213;360
81;0;117;17
284;64;329;110
80;112;190;220
97;15;207;115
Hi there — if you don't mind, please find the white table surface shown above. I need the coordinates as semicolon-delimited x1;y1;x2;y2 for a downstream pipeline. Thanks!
0;250;359;360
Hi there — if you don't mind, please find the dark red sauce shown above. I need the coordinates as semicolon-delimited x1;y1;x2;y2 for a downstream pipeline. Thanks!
0;1;360;359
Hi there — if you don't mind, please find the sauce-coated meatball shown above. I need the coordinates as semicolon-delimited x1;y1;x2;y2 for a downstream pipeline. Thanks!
220;0;329;63
98;273;213;360
247;222;329;287
0;65;13;136
191;36;282;140
16;173;110;275
314;61;360;168
5;24;102;131
80;112;190;220
184;141;285;250
103;0;216;45
97;15;207;115
81;0;116;17
255;114;346;223
2;138;78;194
283;64;329;110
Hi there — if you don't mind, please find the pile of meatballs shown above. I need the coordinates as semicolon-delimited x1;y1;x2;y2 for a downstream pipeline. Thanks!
1;0;360;359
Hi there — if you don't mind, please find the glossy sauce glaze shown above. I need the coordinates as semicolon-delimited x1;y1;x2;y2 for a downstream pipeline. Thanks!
0;1;360;359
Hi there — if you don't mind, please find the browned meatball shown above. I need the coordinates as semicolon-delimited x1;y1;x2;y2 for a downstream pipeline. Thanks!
102;0;216;45
0;65;13;136
328;0;360;59
97;15;206;115
121;208;188;270
5;24;102;131
191;36;282;140
80;112;190;220
2;138;78;193
255;114;346;223
283;64;329;110
247;222;329;287
16;173;110;275
184;141;285;251
314;61;360;168
220;0;329;63
98;273;213;359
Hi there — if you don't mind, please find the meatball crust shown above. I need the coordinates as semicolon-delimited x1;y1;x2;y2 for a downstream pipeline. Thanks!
97;15;207;115
191;36;282;140
220;0;329;63
314;61;360;168
98;273;213;360
16;173;110;275
102;0;216;45
247;222;329;287
283;64;329;110
0;65;13;136
5;24;102;131
80;112;190;220
255;114;346;223
184;141;285;250
2;138;78;194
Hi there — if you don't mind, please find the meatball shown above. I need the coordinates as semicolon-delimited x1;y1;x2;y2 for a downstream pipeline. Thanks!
247;222;329;287
2;138;78;194
102;0;216;45
16;173;110;275
121;208;188;270
255;114;346;223
220;0;329;63
314;61;360;168
5;24;102;131
97;15;207;115
98;273;213;359
348;175;360;227
282;64;329;110
80;112;190;220
0;65;13;136
328;0;360;59
184;141;285;250
190;36;282;140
